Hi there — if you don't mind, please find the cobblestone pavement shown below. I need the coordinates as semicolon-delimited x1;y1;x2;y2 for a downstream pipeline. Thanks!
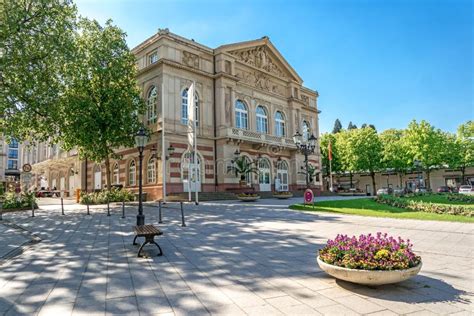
0;198;472;315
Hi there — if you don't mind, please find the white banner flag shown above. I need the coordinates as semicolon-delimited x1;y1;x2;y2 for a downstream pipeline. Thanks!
187;82;195;147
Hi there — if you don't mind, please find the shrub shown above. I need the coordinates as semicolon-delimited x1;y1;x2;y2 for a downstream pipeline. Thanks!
274;191;293;196
375;194;473;217
2;192;38;209
237;192;260;197
319;233;421;270
80;188;135;205
447;193;474;203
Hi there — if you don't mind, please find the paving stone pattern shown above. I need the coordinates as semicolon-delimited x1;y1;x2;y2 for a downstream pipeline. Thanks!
0;197;472;315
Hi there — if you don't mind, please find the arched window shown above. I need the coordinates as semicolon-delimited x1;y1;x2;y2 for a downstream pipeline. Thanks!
113;163;120;184
147;158;156;183
302;121;311;141
147;86;157;124
256;106;268;134
275;111;285;137
129;160;136;186
181;88;199;125
235;100;248;129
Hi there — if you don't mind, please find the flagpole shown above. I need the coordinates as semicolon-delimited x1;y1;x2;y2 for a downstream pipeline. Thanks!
161;83;167;203
192;81;199;205
329;158;333;192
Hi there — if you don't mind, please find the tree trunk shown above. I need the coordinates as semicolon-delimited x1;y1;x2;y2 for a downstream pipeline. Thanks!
104;155;111;191
371;171;377;194
399;172;403;188
349;172;353;188
461;166;466;185
425;169;431;190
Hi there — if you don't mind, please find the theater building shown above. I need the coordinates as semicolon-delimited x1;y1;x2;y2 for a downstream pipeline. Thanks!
29;29;322;200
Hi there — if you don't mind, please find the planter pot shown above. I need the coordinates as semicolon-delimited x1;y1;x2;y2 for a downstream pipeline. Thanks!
317;256;422;286
237;195;261;202
273;193;293;199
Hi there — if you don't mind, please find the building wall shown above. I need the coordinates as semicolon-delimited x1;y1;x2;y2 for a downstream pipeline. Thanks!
30;29;322;200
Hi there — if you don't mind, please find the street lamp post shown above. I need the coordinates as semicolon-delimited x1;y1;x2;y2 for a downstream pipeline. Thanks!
293;131;317;187
135;127;148;226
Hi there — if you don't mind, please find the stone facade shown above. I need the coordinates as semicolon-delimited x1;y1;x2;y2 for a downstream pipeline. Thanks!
29;30;322;200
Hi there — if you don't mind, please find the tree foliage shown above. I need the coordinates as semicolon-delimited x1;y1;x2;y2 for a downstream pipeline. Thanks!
347;121;357;130
0;0;77;142
332;119;342;134
59;19;145;189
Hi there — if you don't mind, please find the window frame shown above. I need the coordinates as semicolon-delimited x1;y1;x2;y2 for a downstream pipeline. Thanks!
149;51;158;64
235;100;248;130
147;157;156;184
181;88;199;126
113;163;120;184
146;86;158;125
256;106;268;134
129;160;136;186
275;111;286;137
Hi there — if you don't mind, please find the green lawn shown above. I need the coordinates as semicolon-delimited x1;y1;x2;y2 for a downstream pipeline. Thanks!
289;198;474;223
401;194;474;206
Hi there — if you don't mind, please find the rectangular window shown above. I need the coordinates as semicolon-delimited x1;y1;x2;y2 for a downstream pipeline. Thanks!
8;160;18;170
149;52;158;64
8;149;18;159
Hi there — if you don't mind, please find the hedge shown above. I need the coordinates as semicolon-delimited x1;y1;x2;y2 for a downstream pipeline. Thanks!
80;188;135;205
375;194;473;217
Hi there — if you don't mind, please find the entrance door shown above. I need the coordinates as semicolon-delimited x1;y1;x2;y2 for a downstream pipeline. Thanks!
276;161;289;191
258;158;271;191
182;152;201;192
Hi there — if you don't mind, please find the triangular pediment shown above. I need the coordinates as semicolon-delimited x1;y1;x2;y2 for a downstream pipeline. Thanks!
217;37;302;83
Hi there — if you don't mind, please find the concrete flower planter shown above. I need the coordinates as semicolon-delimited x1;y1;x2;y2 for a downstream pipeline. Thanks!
317;256;422;286
273;193;293;199
237;195;261;202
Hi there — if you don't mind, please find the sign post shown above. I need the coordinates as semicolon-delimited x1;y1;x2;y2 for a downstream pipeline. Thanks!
304;188;314;207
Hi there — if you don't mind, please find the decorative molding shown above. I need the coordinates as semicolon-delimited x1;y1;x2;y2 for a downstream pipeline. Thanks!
235;68;285;96
229;46;287;79
182;51;199;69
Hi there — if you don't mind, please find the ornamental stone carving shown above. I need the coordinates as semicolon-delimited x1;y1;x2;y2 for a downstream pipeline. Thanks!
230;46;287;79
300;94;309;105
236;68;284;95
182;51;199;69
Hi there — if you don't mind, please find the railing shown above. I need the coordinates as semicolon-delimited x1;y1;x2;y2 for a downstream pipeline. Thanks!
228;128;296;148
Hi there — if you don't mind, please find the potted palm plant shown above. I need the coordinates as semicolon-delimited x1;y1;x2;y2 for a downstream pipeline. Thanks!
229;156;259;187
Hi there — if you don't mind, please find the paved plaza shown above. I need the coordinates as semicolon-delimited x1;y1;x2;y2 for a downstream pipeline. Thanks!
0;197;473;315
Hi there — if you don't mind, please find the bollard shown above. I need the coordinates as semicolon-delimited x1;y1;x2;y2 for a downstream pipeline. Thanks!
61;197;65;215
107;200;110;216
86;204;90;216
180;202;186;227
121;201;125;219
31;200;35;217
158;200;162;223
0;202;3;221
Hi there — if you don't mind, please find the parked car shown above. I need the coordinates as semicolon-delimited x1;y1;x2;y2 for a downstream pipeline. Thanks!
393;188;405;196
415;187;428;193
437;186;451;193
459;185;474;195
376;187;393;195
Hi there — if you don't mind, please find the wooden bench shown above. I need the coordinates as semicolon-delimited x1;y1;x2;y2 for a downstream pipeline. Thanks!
132;225;163;257
157;197;187;227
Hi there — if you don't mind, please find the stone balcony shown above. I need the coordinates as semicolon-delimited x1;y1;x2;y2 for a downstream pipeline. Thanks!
225;127;296;148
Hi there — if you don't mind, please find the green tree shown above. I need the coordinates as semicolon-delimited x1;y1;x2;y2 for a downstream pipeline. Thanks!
229;156;258;181
350;127;383;193
380;129;409;187
347;121;357;130
449;121;474;184
60;19;145;190
403;120;448;189
332;119;342;134
0;0;77;141
334;129;357;188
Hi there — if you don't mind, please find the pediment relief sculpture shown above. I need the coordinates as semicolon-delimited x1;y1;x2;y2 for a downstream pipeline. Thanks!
230;46;287;79
236;69;285;96
182;51;199;69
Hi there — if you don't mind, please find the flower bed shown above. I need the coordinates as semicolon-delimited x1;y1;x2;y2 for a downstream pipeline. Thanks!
1;192;38;210
375;194;473;217
237;192;260;201
80;188;135;205
273;191;293;199
319;233;421;270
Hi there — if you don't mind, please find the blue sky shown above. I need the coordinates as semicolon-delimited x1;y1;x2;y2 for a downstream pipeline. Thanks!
76;0;473;134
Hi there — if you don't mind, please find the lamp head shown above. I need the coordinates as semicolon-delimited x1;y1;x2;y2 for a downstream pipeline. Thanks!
135;127;148;150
